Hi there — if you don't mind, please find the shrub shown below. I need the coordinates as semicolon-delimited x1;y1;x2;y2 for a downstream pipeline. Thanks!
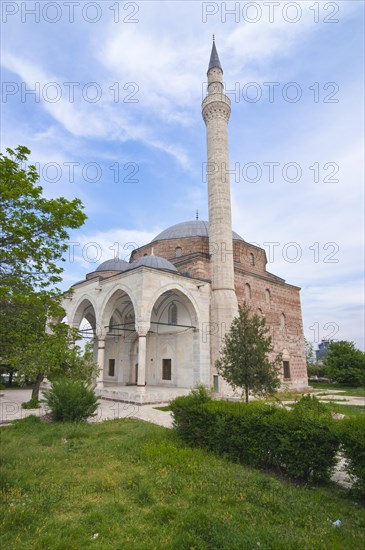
44;379;99;422
21;397;40;409
0;383;6;390
170;385;212;446
337;415;365;498
171;395;339;482
189;384;212;403
291;394;333;419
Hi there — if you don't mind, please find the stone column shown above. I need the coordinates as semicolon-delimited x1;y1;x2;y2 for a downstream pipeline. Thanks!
96;337;105;388
136;322;150;389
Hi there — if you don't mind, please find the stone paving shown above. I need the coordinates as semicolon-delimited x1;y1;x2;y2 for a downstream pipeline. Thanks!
0;389;173;428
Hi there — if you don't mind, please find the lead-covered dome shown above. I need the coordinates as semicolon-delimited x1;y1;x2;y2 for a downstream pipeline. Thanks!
152;220;244;242
95;258;129;272
126;255;177;272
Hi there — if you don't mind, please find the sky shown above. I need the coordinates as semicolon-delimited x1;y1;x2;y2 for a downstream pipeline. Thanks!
1;0;364;351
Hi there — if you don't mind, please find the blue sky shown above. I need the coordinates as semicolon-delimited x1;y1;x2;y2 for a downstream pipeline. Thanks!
1;1;364;351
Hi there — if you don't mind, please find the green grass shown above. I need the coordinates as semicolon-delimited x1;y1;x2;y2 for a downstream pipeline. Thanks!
1;417;364;549
286;402;365;418
330;404;365;417
309;382;365;398
264;389;310;403
153;405;172;412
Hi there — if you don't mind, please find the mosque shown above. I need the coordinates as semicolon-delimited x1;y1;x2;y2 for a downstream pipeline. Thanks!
63;40;308;402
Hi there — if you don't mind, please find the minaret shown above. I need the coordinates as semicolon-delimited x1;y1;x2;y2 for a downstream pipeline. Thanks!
202;37;238;368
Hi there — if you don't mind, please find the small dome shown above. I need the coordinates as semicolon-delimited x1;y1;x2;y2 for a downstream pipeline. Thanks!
95;258;129;272
152;220;244;242
126;255;177;272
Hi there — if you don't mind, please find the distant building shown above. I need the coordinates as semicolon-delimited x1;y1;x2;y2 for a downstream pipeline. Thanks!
316;340;331;363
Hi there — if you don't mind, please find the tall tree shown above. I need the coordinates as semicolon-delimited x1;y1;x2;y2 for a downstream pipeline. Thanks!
324;341;365;387
0;146;87;380
216;303;282;402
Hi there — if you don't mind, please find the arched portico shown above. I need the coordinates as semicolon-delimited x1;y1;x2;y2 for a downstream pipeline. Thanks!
62;272;210;394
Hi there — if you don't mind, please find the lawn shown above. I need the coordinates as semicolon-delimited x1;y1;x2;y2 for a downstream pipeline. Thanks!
309;382;365;398
330;404;365;417
1;417;364;550
286;402;365;417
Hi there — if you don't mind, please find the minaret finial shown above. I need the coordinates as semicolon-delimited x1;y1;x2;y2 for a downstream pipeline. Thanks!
196;210;199;220
212;33;215;42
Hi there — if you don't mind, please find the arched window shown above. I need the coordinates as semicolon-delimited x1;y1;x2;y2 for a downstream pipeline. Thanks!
175;246;182;257
249;253;255;266
245;283;251;301
280;313;286;329
265;289;271;305
257;308;263;318
168;302;178;325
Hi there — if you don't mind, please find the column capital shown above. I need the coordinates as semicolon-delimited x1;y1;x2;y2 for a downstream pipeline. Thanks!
96;326;108;341
136;322;150;337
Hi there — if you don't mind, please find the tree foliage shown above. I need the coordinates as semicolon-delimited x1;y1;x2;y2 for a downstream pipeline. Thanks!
13;323;99;399
0;146;86;296
304;338;314;368
0;145;86;372
324;341;365;386
216;303;282;402
14;324;98;381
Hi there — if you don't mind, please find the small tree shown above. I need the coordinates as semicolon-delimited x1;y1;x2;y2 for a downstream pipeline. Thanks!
324;341;365;387
216;303;282;402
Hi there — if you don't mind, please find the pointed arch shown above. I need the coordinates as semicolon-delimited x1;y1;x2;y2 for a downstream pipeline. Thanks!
144;283;200;328
100;284;137;331
68;295;99;334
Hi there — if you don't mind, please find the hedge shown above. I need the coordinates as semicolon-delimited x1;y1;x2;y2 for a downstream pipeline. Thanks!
337;415;365;497
171;394;339;482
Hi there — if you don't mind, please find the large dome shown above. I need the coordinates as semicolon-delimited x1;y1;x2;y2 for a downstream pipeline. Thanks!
95;258;129;272
126;255;177;272
152;220;244;242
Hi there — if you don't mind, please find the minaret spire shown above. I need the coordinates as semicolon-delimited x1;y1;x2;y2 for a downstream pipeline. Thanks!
208;35;222;74
202;39;238;372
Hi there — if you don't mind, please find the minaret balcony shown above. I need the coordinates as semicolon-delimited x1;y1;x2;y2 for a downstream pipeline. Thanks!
202;93;231;110
202;93;231;123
